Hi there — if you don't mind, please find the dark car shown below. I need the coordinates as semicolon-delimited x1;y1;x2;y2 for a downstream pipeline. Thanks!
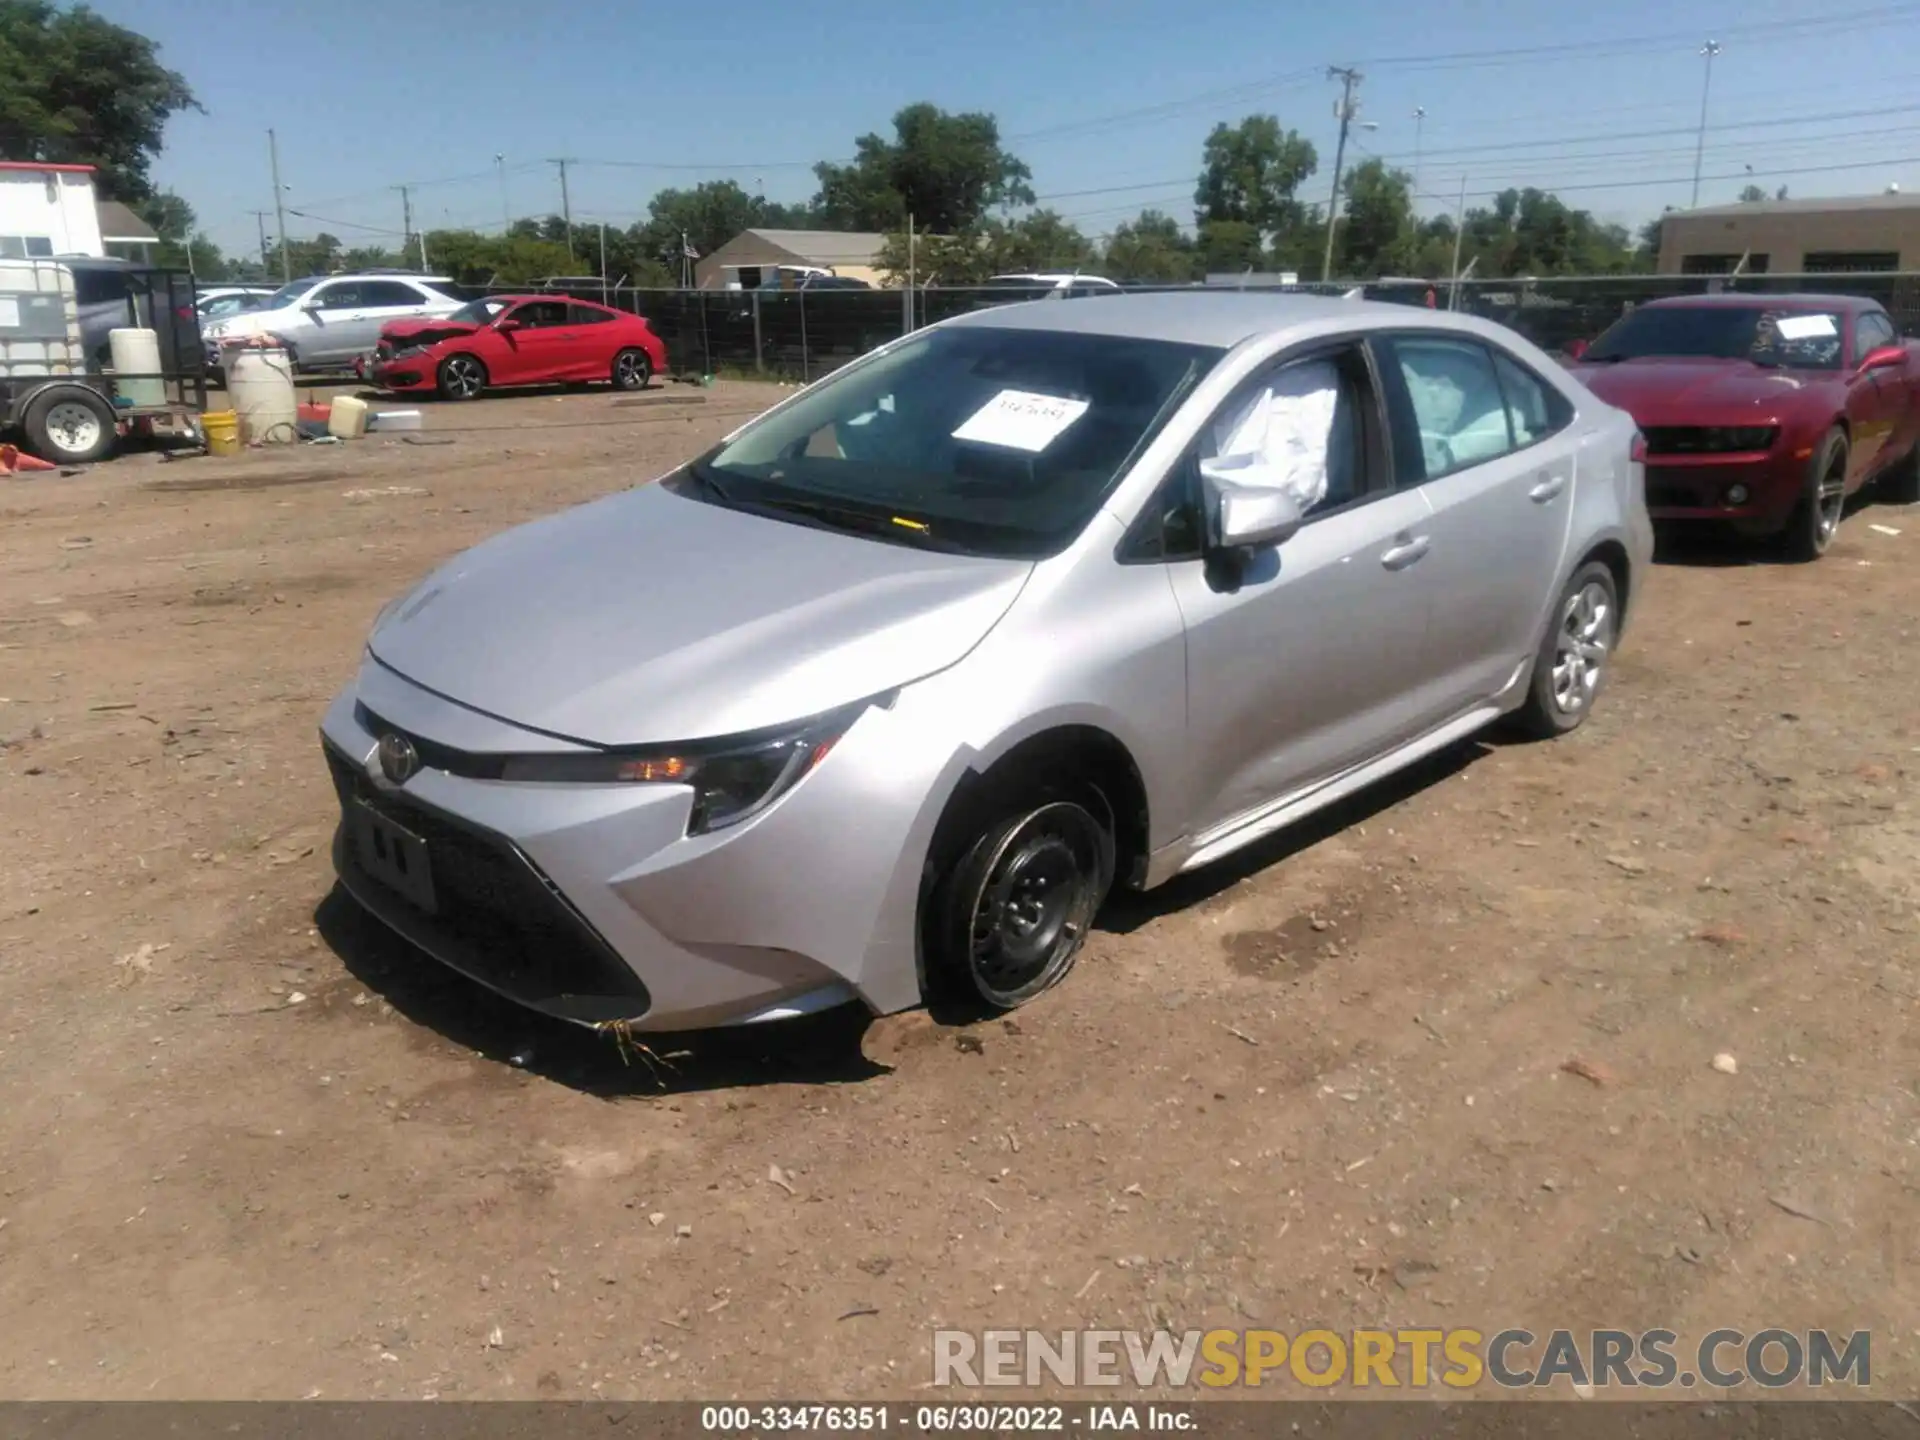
1570;292;1920;559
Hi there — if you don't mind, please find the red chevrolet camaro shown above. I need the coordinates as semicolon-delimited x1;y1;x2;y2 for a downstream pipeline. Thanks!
363;295;668;401
1569;292;1920;560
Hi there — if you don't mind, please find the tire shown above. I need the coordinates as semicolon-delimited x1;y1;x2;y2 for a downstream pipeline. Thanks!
612;348;652;391
23;388;117;465
1880;438;1920;506
436;353;488;401
1510;560;1620;739
925;779;1116;1016
1783;426;1848;561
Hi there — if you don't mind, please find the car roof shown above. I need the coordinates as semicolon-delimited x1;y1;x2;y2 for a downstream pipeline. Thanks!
1637;291;1880;311
939;290;1503;351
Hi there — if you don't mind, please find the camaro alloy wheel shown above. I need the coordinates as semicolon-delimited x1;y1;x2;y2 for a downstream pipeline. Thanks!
437;354;488;401
1789;428;1849;561
947;798;1115;1011
1551;578;1614;718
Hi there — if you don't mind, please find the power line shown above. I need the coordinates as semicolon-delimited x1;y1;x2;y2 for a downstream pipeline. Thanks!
1344;0;1920;71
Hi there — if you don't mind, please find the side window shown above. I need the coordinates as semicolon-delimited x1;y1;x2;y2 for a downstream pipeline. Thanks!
356;281;426;308
1490;350;1572;449
569;303;615;325
73;269;127;307
511;301;571;328
1378;335;1515;482
1122;344;1377;562
1854;312;1896;361
312;284;361;310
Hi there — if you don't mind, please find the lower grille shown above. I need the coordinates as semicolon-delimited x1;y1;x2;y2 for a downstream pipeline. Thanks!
324;742;650;1018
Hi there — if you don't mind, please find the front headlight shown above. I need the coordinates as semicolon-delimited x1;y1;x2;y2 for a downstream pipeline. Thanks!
498;697;887;834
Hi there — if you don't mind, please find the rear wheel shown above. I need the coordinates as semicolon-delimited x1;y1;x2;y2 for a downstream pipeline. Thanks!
925;780;1116;1015
1784;426;1848;561
23;388;116;464
436;353;488;401
612;348;652;391
1510;560;1619;739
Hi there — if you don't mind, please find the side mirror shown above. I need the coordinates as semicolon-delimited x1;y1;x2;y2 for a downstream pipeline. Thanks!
497;318;523;333
1200;459;1306;551
1859;343;1907;373
303;305;324;320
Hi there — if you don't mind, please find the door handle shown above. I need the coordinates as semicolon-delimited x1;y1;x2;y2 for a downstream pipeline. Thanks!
1381;534;1431;570
1528;473;1568;502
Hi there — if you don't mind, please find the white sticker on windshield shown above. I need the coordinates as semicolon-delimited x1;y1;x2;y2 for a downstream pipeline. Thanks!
952;389;1090;452
1774;314;1837;339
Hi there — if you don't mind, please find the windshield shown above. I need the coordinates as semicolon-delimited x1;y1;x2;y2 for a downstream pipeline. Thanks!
1585;305;1846;370
444;297;511;325
682;325;1221;559
263;278;320;310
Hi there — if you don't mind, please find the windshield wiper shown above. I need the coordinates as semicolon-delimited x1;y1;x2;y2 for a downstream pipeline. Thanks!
683;461;735;503
749;492;966;552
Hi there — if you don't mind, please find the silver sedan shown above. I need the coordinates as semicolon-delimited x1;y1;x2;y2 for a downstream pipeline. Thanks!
319;292;1651;1032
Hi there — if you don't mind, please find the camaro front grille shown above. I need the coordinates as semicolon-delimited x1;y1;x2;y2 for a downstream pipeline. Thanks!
1642;425;1778;456
323;740;650;1016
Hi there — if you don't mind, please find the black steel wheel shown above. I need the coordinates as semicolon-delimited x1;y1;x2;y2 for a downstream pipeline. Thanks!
932;794;1115;1013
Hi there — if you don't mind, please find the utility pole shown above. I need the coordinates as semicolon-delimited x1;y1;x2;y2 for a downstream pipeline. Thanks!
1412;106;1427;200
249;211;271;272
1321;67;1362;284
1690;40;1722;209
267;128;290;282
495;153;510;233
396;184;414;265
1448;174;1468;310
550;158;575;260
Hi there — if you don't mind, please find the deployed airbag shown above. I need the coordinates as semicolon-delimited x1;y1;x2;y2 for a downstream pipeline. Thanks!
1205;359;1342;511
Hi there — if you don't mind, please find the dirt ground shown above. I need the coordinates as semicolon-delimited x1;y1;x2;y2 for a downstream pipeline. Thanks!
0;378;1917;1402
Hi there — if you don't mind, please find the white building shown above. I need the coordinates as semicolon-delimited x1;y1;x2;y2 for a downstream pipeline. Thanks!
0;161;106;257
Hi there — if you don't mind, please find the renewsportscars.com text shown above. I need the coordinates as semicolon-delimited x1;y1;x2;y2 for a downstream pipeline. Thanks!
931;1328;1871;1390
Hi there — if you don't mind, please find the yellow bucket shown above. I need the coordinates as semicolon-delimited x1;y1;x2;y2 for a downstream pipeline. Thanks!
202;409;240;457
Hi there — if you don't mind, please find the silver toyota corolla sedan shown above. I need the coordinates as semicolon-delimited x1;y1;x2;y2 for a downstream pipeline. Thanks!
319;292;1651;1032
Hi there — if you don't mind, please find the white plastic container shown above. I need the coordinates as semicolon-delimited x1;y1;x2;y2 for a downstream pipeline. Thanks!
0;260;80;379
328;394;369;439
227;346;298;445
109;328;165;407
365;408;422;432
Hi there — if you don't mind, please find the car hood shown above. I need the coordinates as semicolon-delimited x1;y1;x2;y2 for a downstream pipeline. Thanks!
1572;357;1835;420
384;317;479;348
366;480;1033;747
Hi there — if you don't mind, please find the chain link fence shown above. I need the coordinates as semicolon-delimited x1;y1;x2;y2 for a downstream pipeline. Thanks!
490;271;1920;381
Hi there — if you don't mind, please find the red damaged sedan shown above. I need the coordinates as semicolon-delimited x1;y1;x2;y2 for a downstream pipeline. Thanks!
1571;293;1920;559
362;295;668;401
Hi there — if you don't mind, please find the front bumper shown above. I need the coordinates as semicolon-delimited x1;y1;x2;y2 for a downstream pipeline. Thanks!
318;658;945;1031
361;352;432;391
1644;451;1802;524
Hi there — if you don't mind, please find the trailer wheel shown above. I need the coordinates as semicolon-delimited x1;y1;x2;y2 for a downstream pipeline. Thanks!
23;388;117;464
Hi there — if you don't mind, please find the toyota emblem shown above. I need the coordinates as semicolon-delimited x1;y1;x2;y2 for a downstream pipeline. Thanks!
376;732;420;785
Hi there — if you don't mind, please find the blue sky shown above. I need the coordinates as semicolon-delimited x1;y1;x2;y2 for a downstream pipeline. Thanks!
88;0;1920;260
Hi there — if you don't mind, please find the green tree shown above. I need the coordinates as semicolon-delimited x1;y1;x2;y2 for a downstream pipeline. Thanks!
132;189;226;276
1197;219;1264;276
813;103;1034;233
0;0;199;200
1738;184;1767;203
633;181;811;270
418;229;577;286
1194;116;1318;242
1335;158;1416;277
989;210;1094;272
1104;210;1196;282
